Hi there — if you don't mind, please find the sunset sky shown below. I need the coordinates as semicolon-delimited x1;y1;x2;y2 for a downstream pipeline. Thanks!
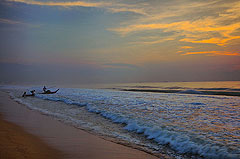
0;0;240;84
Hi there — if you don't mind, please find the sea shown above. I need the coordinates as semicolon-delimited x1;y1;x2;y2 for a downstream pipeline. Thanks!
1;81;240;159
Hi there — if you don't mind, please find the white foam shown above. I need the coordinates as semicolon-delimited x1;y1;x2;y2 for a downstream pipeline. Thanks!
35;95;240;158
6;86;240;159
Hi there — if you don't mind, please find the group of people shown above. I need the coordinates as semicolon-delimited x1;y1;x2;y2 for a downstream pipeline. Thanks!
22;90;36;97
22;86;59;97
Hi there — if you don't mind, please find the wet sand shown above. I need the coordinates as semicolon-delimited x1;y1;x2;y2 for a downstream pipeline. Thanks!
0;114;63;159
0;91;159;159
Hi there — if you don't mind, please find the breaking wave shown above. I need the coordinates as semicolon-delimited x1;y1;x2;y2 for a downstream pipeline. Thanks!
4;84;240;159
32;88;240;159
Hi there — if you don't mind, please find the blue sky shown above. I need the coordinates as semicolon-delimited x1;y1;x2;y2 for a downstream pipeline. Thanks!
0;0;240;84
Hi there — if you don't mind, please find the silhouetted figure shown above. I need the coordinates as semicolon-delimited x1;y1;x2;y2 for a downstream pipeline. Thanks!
41;86;59;94
22;90;35;97
43;86;47;93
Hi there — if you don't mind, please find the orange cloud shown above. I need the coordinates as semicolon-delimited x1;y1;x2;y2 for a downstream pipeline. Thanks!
182;51;240;56
180;36;240;46
181;46;193;49
109;1;240;47
110;19;240;46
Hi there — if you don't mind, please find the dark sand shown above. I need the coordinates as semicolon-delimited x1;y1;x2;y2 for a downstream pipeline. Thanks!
0;91;159;159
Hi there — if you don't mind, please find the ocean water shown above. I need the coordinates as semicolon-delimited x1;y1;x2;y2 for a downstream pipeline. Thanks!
2;81;240;159
106;81;240;96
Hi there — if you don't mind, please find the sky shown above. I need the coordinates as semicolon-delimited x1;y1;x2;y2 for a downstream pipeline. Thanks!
0;0;240;84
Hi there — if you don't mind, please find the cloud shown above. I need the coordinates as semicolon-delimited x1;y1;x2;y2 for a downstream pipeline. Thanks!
110;19;240;46
130;36;175;45
108;22;182;35
108;7;146;15
7;0;147;15
182;51;240;56
0;17;40;28
5;0;240;60
0;18;22;24
108;0;240;50
181;46;193;49
7;0;108;7
8;0;240;47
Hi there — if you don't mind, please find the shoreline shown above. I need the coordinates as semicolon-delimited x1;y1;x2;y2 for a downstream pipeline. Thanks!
0;90;160;159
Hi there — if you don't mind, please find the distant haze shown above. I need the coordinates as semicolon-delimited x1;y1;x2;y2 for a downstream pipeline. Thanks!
1;0;240;84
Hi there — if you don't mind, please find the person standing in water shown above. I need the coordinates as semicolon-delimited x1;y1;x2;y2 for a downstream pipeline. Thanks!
43;86;47;93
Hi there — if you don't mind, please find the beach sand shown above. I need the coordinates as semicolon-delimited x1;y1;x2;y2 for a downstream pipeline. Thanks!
0;114;63;159
0;90;160;159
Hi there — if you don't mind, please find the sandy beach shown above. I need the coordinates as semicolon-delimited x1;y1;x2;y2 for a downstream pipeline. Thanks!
0;114;63;159
0;90;159;159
